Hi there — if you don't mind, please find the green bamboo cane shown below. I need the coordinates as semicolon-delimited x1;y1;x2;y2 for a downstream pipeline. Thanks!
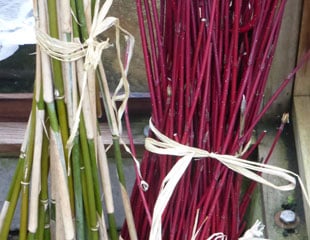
79;115;99;240
74;55;100;237
75;53;109;238
88;138;110;239
75;0;89;42
69;4;102;237
35;124;51;240
28;56;45;240
98;64;138;240
38;0;75;238
31;4;50;239
97;132;118;240
73;1;119;238
57;2;89;238
79;158;91;234
46;0;74;211
72;136;86;240
48;113;75;240
88;139;104;212
19;95;37;240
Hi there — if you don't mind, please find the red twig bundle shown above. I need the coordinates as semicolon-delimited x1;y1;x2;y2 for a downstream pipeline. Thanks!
122;0;310;239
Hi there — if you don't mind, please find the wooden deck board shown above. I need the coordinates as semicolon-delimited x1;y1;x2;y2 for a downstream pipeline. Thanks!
293;96;310;237
0;119;148;157
0;93;151;122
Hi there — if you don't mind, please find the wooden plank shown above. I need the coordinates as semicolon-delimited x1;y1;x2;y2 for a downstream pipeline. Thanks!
0;94;32;122
294;0;310;96
263;0;303;119
292;96;310;238
292;1;310;236
0;119;148;157
0;93;151;122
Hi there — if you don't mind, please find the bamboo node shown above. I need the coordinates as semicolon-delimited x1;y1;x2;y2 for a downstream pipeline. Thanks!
54;89;65;100
90;222;99;232
40;199;49;204
54;95;65;100
20;181;30;186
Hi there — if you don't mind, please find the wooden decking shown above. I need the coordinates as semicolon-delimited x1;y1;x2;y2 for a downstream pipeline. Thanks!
0;93;151;157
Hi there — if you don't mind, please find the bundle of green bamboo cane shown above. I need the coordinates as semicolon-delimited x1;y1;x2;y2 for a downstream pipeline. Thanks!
0;0;138;239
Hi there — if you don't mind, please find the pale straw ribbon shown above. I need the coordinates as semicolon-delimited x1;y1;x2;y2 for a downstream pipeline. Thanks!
145;118;310;240
36;0;147;188
205;220;268;240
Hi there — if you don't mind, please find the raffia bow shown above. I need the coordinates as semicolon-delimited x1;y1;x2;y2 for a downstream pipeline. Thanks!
145;118;310;240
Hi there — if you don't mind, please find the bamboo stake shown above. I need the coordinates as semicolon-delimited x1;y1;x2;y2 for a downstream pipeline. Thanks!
71;136;86;240
98;63;138;239
19;100;37;240
97;133;118;240
28;46;45;238
36;125;51;240
79;114;99;240
47;0;75;211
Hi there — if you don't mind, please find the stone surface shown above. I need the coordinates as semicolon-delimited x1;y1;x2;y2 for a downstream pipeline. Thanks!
0;158;20;231
258;123;308;239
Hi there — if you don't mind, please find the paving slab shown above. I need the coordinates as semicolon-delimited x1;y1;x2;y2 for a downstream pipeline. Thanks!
258;123;308;239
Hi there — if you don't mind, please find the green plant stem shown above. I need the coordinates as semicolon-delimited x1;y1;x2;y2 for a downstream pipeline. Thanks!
75;0;89;41
46;101;75;240
72;136;86;240
96;70;128;239
47;0;74;211
36;121;50;240
97;132;118;240
19;101;37;240
108;213;118;239
79;115;99;240
113;136;137;240
87;139;103;213
70;0;79;38
113;137;126;184
28;78;45;240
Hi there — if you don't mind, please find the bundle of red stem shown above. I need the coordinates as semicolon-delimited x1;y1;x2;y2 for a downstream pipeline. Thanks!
122;0;310;239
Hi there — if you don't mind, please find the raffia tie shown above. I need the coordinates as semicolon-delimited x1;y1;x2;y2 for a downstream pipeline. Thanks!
145;118;310;240
36;0;114;67
203;220;268;240
36;0;148;188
